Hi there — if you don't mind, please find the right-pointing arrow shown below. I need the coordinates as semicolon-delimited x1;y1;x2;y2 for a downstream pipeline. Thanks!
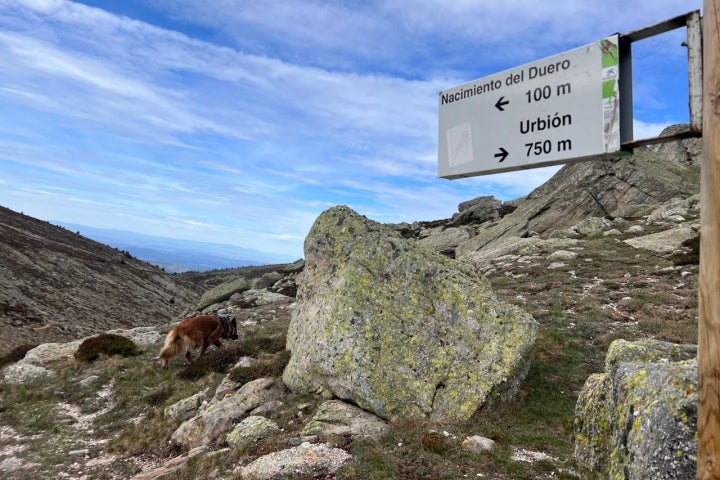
494;147;509;162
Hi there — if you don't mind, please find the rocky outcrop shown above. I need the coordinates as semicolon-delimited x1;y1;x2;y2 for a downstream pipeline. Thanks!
418;226;472;256
283;206;538;421
198;276;250;311
171;378;285;449
574;339;697;479
0;206;202;353
450;195;504;226
454;130;701;255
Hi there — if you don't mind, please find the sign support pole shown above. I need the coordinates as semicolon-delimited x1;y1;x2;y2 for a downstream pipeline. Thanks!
699;1;720;478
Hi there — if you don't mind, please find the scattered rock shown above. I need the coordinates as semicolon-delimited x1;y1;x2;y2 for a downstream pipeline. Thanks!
462;435;495;453
648;198;691;223
575;217;613;237
226;415;280;448
547;250;578;261
626;225;645;234
457;236;578;270
623;226;698;253
233;289;292;308
0;456;23;472
238;442;351;480
131;446;207;480
171;378;284;448
164;391;209;421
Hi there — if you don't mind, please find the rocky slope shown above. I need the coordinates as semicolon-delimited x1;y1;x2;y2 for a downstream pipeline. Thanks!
0;206;203;352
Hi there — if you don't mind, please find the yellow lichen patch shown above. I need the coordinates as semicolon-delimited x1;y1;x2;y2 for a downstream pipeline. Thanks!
284;206;538;422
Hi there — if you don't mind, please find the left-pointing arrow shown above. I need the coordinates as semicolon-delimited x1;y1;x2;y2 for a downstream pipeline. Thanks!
495;96;510;111
494;147;509;162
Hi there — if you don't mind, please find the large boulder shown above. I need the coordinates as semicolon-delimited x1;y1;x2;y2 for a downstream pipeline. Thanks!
574;339;697;479
283;206;538;421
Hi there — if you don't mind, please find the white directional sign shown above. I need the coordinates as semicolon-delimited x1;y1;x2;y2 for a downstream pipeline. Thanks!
438;35;623;179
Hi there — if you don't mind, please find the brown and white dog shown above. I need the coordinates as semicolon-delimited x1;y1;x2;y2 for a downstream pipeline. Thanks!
158;314;238;369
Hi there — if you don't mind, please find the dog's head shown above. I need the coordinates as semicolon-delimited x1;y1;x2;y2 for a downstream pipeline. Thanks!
226;316;239;340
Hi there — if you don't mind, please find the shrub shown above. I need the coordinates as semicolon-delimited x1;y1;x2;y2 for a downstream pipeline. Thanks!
672;235;700;266
0;343;38;369
176;330;288;381
418;430;454;455
74;334;141;363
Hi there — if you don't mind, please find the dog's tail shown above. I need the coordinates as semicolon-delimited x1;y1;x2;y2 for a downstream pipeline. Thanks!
158;330;183;369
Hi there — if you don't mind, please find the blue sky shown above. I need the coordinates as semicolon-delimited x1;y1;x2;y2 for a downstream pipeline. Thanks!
0;1;701;260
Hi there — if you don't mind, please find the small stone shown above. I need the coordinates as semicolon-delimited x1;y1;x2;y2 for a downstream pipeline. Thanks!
463;435;495;453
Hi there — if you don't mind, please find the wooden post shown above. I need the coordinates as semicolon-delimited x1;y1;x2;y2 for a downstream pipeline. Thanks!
699;1;720;478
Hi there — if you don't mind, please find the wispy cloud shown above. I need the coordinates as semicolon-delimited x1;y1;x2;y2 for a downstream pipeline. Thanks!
0;0;701;259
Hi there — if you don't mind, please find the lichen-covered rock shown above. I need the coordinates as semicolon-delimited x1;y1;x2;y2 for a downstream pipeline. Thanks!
171;378;283;448
574;339;697;479
23;340;83;366
198;276;249;310
418;226;472;256
254;272;283;290
574;217;613;237
106;326;163;346
225;415;280;448
457;235;578;270
164;391;209;421
2;362;53;384
283;206;538;421
451;195;502;226
302;400;389;440
623;226;698;253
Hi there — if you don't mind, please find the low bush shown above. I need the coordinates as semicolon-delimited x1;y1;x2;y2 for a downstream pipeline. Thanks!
176;329;288;380
74;334;140;363
0;343;38;369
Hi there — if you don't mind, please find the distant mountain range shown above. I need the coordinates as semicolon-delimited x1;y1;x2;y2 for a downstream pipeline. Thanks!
53;223;297;273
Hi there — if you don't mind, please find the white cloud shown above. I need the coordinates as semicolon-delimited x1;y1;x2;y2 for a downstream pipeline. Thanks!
633;119;673;140
0;0;702;260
